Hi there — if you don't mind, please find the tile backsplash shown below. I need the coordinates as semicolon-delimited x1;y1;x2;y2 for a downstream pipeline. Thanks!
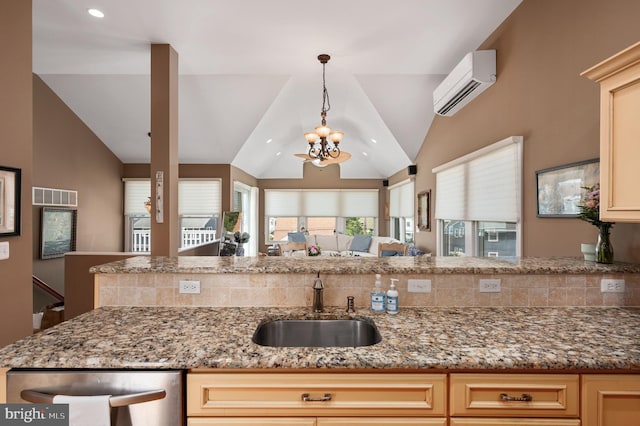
96;272;640;309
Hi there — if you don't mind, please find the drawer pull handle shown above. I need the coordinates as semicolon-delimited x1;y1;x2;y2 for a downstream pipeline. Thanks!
500;393;533;402
301;393;332;402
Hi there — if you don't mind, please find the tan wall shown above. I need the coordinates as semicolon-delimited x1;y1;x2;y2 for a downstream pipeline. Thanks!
64;252;139;320
257;162;387;252
32;76;124;311
413;0;640;262
0;0;33;346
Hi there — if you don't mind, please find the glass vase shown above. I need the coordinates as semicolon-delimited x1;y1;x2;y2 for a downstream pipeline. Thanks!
595;225;614;264
235;245;245;257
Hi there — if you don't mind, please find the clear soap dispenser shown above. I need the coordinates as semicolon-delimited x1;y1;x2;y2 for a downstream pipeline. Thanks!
370;274;385;313
386;278;399;314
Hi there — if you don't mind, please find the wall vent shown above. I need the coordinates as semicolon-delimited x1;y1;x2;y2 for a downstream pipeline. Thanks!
33;187;78;207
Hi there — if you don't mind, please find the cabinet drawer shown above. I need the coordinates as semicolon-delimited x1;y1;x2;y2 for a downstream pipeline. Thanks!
187;373;447;417
450;374;579;417
188;419;316;426
450;419;580;426
318;418;447;425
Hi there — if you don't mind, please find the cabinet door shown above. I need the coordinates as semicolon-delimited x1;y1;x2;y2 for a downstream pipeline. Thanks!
450;419;580;426
318;419;446;426
582;41;640;222
582;375;640;426
188;419;316;426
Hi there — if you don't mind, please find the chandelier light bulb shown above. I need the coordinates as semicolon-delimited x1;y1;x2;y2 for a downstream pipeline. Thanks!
315;125;331;138
329;131;343;143
304;132;319;143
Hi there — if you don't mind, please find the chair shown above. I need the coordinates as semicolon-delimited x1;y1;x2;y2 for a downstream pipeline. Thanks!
378;242;408;257
278;242;308;256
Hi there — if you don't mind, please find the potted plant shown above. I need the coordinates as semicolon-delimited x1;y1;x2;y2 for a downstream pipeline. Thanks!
308;244;322;256
233;231;250;256
578;183;614;263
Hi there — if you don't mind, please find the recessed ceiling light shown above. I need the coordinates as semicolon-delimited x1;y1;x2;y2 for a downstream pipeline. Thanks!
276;152;281;156
370;139;377;144
88;8;105;18
266;138;273;144
362;152;368;157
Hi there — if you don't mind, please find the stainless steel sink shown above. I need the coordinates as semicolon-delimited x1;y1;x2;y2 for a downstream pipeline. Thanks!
252;318;382;348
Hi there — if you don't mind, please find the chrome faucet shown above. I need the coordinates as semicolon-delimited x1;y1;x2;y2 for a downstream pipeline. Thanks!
312;272;324;313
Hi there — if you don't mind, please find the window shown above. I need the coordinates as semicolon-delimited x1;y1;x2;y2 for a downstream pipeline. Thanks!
264;189;378;242
389;180;414;243
433;136;523;257
124;179;221;252
233;181;259;256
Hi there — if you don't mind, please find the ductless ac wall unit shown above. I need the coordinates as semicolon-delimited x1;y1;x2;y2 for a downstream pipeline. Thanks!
433;50;496;116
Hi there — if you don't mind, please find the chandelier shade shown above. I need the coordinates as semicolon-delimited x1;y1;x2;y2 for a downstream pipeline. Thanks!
297;54;349;166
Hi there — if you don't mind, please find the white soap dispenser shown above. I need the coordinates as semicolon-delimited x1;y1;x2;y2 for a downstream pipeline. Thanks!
370;274;385;313
386;278;399;314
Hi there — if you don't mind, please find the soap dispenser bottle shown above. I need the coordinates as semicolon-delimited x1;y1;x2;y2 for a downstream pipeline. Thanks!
370;274;385;313
386;278;399;314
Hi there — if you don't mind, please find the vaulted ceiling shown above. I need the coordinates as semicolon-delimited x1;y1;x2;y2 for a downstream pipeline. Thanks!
33;0;522;179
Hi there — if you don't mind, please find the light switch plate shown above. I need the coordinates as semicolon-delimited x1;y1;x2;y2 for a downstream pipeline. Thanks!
0;241;9;260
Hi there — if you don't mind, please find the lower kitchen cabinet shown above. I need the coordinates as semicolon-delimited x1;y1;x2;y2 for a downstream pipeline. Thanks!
188;419;316;426
188;418;446;426
316;419;447;425
449;419;580;426
581;374;640;426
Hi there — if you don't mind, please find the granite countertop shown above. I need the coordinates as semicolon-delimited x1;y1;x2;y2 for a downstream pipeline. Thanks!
1;306;638;371
89;255;640;275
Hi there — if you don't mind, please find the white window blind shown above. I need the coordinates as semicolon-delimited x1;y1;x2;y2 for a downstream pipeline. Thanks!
124;180;151;215
389;181;414;217
433;136;523;222
178;180;221;215
265;190;378;217
341;191;378;217
124;179;221;216
265;190;303;216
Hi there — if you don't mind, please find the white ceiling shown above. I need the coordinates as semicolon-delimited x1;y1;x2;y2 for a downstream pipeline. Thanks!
33;0;522;179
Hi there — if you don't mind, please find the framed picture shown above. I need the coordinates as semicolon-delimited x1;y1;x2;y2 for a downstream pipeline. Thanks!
0;166;21;237
40;207;77;259
417;190;431;231
536;158;599;217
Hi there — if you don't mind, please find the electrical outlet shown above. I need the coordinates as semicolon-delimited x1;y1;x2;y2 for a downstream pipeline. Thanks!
179;280;200;294
601;279;625;293
408;279;431;293
479;278;501;293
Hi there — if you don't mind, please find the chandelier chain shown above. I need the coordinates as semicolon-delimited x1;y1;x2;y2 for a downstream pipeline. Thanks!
321;62;331;115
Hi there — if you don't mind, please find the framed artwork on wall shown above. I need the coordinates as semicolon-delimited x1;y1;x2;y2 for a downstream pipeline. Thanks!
40;207;77;259
0;165;21;237
417;190;431;231
536;158;599;217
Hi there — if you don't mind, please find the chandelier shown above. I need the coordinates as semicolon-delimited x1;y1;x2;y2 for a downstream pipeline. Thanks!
297;54;350;167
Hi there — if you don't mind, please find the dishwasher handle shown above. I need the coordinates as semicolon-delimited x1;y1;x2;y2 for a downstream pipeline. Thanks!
20;389;166;407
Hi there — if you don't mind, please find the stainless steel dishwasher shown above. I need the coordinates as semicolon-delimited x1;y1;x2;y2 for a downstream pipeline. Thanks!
6;369;184;426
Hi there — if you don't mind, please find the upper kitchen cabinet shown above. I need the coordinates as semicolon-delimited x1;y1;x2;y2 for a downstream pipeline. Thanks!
582;41;640;222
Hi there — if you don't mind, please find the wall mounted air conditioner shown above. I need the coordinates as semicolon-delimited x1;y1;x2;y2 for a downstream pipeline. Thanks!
433;50;496;116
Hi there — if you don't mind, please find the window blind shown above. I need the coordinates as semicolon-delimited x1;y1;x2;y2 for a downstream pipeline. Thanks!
433;136;523;222
178;180;221;215
124;180;151;215
124;179;222;216
265;190;378;217
389;181;414;217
